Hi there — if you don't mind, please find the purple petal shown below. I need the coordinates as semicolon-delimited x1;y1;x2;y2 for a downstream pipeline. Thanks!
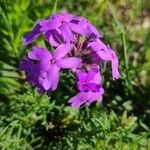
85;65;101;83
68;92;87;108
112;60;120;80
88;39;112;60
51;13;73;23
70;16;101;38
90;66;102;84
85;68;97;81
37;87;46;94
85;88;104;104
23;23;41;45
77;82;100;93
45;29;63;47
76;66;101;92
68;87;104;108
47;64;60;91
53;43;73;60
77;81;85;92
39;77;51;91
28;46;52;61
40;13;73;32
57;57;82;69
39;19;60;31
60;24;74;42
92;70;102;84
20;59;41;87
76;71;87;82
87;23;102;38
91;51;102;64
86;83;101;92
69;21;88;35
19;58;33;71
109;48;120;80
89;39;120;80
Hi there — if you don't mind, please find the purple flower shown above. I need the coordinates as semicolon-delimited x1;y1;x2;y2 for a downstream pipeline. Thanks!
20;44;82;91
69;16;102;38
23;22;41;45
39;13;74;46
87;39;120;80
19;58;46;93
21;12;120;108
68;66;104;108
23;13;101;46
62;36;102;73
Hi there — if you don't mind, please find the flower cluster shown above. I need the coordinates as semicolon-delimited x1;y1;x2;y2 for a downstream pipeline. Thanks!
20;13;120;108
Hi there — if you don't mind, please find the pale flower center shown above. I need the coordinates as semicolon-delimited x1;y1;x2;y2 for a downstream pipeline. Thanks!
51;59;56;64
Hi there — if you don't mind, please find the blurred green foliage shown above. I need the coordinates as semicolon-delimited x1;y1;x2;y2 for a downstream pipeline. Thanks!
0;0;150;149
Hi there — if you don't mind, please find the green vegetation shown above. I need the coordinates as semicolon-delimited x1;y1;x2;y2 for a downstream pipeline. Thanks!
0;0;149;149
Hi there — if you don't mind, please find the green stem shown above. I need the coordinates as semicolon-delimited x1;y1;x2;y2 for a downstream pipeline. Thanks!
122;33;128;69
